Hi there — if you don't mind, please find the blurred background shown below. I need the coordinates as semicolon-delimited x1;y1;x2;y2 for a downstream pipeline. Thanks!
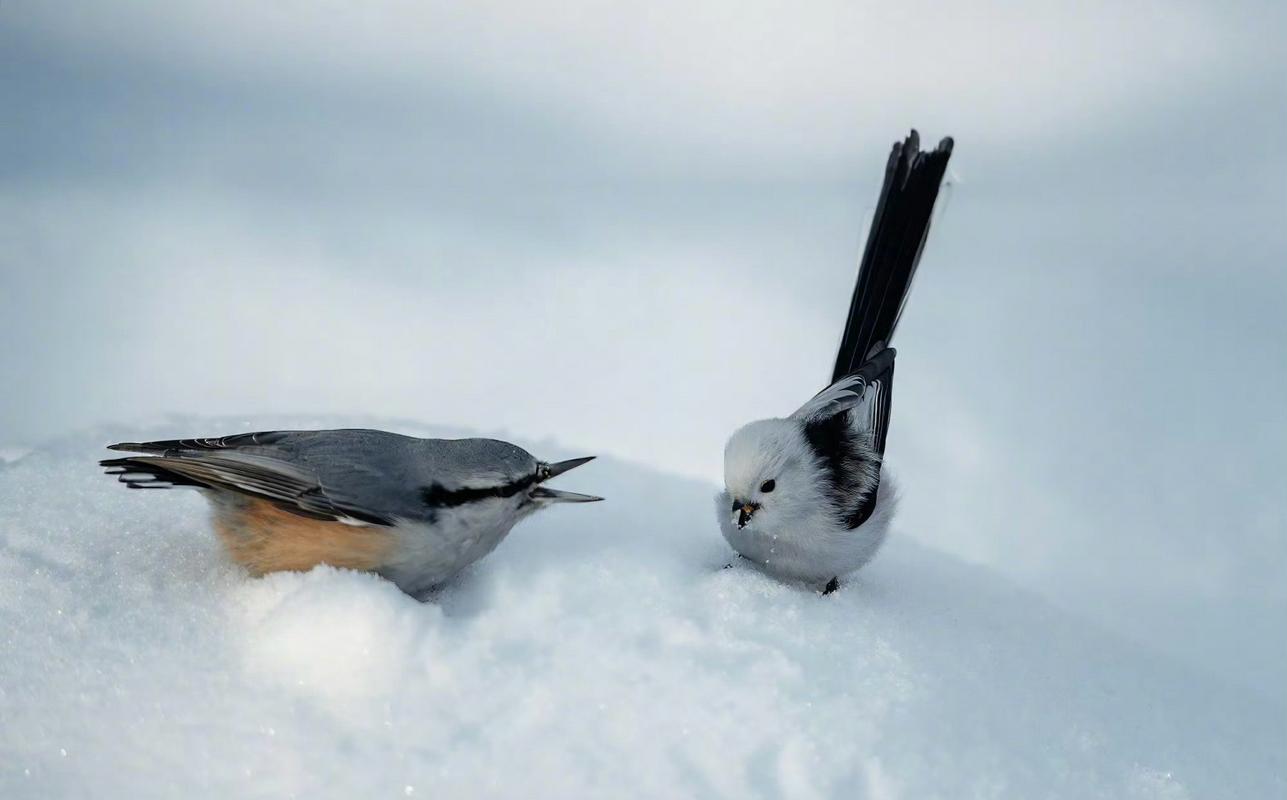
2;2;1283;703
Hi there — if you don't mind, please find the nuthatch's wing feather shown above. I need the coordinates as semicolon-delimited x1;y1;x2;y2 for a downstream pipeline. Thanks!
104;431;295;455
103;429;539;525
101;449;395;525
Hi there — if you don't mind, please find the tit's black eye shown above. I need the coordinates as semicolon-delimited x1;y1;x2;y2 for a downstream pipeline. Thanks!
760;479;776;493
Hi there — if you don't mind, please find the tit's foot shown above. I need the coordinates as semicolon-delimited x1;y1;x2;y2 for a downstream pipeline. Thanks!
822;577;840;595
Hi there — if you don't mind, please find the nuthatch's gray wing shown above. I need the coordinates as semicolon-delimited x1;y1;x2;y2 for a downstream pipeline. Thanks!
102;429;540;524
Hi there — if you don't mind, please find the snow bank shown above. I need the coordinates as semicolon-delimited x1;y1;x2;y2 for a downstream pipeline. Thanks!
1;420;1282;799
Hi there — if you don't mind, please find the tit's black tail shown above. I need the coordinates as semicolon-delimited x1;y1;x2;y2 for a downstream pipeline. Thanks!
831;130;953;383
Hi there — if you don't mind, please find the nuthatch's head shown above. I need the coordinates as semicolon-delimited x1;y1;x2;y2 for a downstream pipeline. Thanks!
529;456;603;507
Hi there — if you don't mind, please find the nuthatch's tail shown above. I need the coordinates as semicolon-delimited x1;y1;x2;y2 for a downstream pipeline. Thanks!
831;131;953;383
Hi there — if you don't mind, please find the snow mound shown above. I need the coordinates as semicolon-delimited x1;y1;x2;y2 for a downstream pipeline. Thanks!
1;420;1282;799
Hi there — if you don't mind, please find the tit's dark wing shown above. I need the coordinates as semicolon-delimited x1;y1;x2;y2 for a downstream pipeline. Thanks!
854;347;895;459
100;430;402;525
798;347;895;529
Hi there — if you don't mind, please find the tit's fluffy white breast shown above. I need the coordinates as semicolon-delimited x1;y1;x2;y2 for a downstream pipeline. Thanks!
716;473;898;582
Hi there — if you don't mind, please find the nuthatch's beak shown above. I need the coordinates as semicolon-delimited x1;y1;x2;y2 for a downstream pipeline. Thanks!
736;502;758;529
541;456;596;480
533;457;603;503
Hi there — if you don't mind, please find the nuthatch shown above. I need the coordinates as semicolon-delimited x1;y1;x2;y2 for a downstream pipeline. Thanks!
102;429;600;595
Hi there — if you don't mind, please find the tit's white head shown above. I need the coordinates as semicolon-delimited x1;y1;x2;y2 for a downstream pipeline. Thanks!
721;418;825;532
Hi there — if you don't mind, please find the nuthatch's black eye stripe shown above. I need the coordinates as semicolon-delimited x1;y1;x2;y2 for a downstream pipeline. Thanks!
421;475;536;507
760;479;776;493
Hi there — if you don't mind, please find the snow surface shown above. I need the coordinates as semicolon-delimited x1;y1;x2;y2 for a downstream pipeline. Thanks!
1;419;1282;799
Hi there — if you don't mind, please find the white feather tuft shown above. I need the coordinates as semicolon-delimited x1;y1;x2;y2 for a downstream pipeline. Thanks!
790;374;867;422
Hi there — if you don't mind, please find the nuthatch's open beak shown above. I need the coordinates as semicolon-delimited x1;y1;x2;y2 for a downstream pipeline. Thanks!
533;457;603;503
736;502;758;529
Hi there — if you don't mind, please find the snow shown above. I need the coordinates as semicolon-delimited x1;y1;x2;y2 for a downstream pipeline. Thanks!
0;447;31;465
1;419;1283;799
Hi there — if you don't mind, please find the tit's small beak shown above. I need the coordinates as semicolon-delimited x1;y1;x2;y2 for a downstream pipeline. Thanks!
737;503;756;529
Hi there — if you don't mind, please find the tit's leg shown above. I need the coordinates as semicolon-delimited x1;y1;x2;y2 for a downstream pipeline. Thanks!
721;554;750;570
822;577;840;595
